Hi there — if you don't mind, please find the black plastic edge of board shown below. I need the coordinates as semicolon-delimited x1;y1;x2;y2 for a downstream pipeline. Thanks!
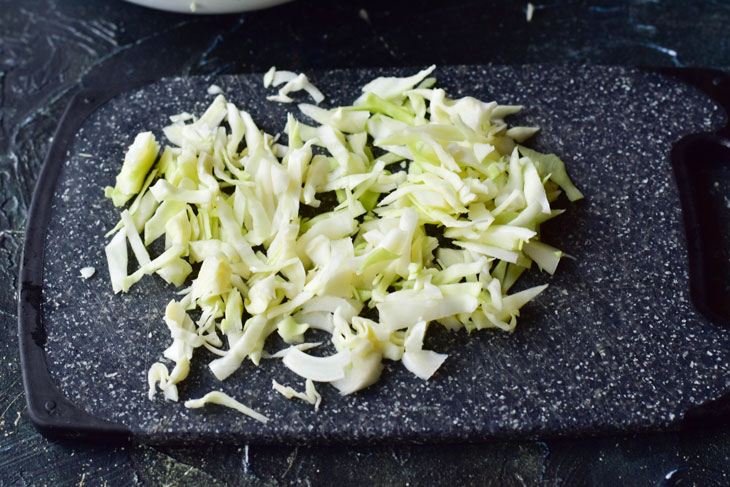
17;81;154;442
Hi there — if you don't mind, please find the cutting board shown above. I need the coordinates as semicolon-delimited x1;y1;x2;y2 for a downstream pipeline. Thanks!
19;65;730;444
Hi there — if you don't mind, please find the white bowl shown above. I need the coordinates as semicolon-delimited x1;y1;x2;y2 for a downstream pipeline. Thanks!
124;0;292;14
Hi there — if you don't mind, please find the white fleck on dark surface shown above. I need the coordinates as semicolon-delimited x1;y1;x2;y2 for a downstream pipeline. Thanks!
40;65;729;443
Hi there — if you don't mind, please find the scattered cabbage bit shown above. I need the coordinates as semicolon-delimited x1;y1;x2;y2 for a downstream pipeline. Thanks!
79;266;96;279
264;67;325;104
104;66;582;420
272;379;322;410
184;391;269;423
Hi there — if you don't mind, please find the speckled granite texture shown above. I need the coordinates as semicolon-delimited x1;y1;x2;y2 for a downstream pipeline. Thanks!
35;65;728;443
5;0;730;484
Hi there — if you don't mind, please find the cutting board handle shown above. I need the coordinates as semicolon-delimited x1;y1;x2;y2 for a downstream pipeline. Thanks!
672;133;730;326
658;68;730;327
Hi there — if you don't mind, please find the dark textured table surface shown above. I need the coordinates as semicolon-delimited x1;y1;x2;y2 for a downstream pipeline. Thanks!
2;0;730;485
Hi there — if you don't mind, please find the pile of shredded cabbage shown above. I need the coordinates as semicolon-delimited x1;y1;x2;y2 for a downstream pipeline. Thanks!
104;66;582;421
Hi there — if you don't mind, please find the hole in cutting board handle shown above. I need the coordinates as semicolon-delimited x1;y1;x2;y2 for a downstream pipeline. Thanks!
672;133;730;326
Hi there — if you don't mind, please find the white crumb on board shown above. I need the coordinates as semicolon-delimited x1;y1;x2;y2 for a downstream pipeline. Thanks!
79;266;95;279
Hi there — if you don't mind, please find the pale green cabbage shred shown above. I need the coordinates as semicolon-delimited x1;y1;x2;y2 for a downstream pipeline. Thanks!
105;65;582;420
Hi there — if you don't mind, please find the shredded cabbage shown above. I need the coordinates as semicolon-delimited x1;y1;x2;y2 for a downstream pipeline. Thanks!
272;379;322;410
264;67;324;104
184;391;268;423
105;132;160;207
104;67;582;420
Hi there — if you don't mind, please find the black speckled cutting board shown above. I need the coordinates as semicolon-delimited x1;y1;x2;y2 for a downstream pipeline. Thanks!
19;65;730;444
